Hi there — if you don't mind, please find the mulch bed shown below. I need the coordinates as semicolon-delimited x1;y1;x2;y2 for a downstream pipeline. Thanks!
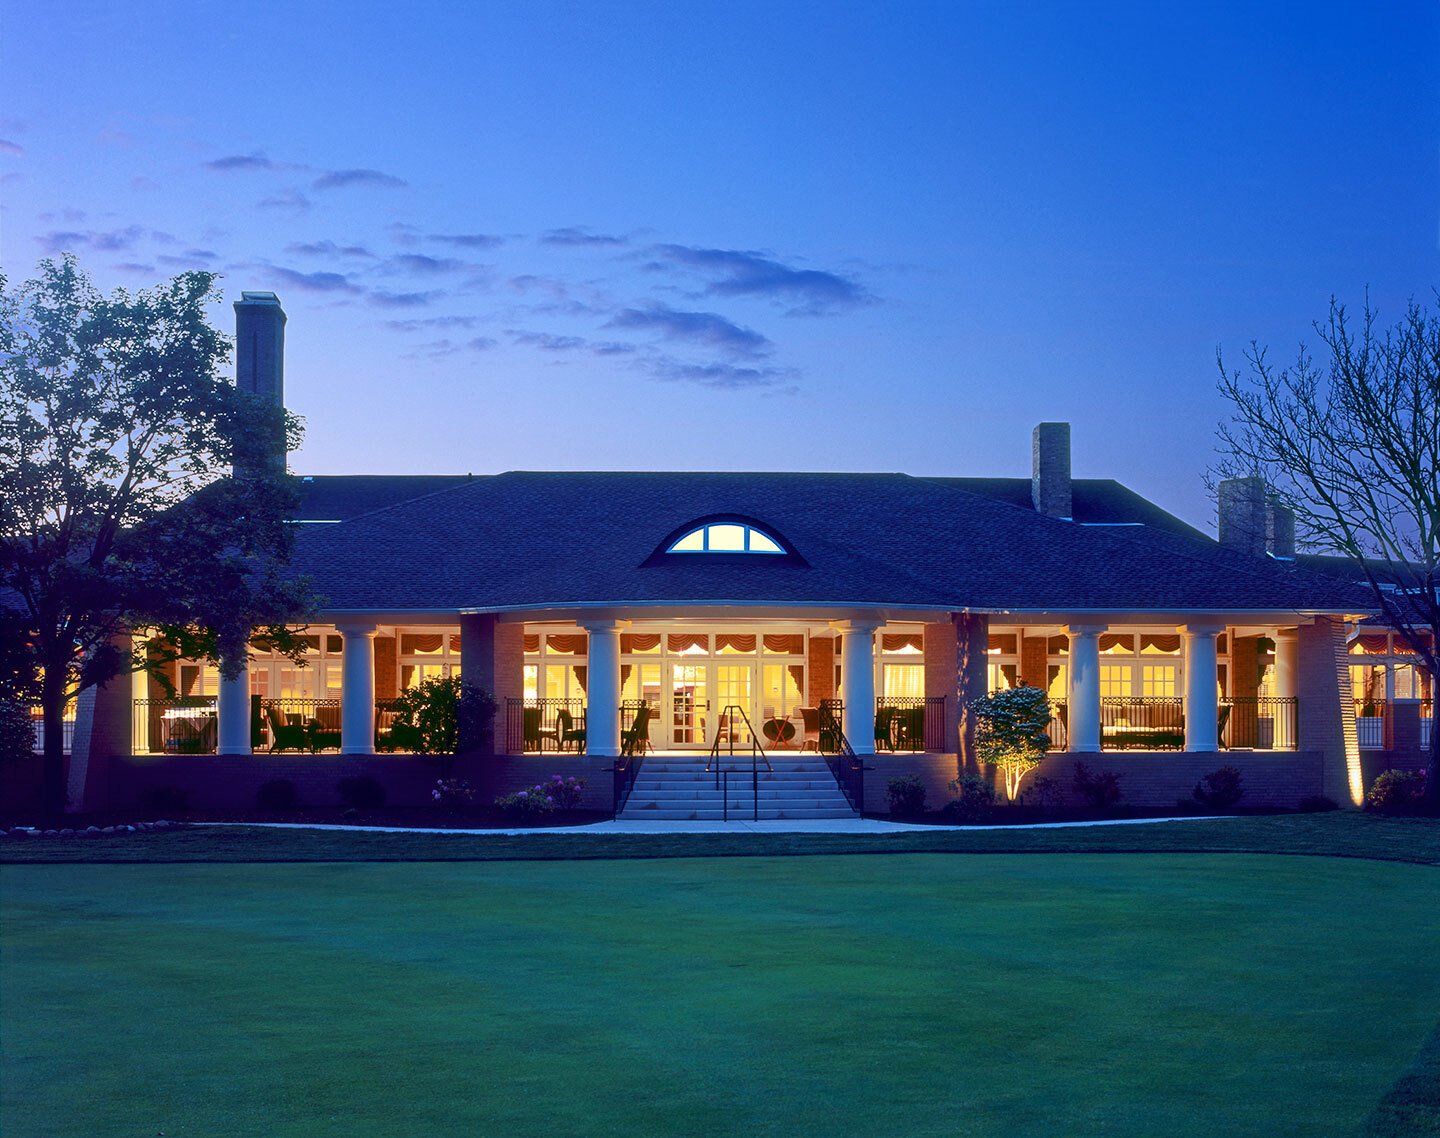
2;806;612;832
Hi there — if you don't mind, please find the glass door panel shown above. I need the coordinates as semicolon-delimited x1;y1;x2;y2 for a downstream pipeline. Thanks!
670;664;708;748
714;664;753;747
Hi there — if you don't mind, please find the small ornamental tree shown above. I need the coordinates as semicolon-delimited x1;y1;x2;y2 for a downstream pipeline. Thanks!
968;685;1052;801
387;676;496;774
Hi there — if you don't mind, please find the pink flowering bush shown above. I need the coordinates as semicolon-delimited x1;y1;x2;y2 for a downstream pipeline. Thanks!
432;778;475;810
494;785;554;819
544;775;587;810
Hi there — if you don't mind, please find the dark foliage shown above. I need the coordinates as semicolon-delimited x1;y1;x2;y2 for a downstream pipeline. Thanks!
337;776;387;809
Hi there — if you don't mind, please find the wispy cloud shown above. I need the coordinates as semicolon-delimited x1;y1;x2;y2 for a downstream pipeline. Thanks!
368;289;444;308
640;354;795;390
382;315;479;333
285;239;374;258
130;175;161;191
508;330;587;351
430;233;504;248
402;336;500;360
266;266;363;294
258;188;311;213
382;253;465;275
204;152;279;172
540;226;626;247
35;225;148;254
0;138;23;156
312;168;407;190
648;244;871;314
606;303;772;357
156;249;218;268
112;262;157;276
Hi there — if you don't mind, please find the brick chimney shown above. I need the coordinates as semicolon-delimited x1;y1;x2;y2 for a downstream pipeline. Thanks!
1217;477;1267;556
233;291;287;470
1031;422;1072;518
1266;500;1296;559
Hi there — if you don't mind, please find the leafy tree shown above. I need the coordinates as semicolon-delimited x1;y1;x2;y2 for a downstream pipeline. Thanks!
0;256;313;816
968;685;1052;801
1215;295;1439;807
387;675;497;775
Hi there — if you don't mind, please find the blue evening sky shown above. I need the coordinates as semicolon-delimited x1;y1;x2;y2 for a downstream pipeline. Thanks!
1;1;1435;529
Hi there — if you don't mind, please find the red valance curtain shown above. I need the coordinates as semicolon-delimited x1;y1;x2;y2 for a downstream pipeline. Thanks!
1356;634;1390;653
401;633;443;654
620;665;632;687
985;634;1016;655
883;633;924;652
449;635;461;654
523;634;540;653
574;666;587;693
546;634;588;655
762;634;804;655
1140;634;1181;653
621;633;661;653
1393;632;1433;654
1047;635;1069;654
787;664;806;695
1099;633;1134;652
715;633;757;653
668;633;709;654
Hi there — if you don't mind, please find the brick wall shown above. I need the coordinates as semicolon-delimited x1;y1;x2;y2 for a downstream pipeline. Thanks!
1358;700;1428;789
107;752;616;811
863;753;959;815
374;636;397;700
1229;634;1261;746
954;613;989;770
1020;636;1047;690
923;621;957;752
1298;616;1363;805
458;615;526;755
807;636;835;705
1026;750;1327;810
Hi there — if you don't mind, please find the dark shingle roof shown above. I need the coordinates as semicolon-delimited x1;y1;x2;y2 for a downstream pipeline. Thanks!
926;477;1209;540
289;471;1369;615
292;475;473;522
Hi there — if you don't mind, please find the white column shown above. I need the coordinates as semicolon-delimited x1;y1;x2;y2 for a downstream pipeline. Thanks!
1182;624;1224;752
1067;625;1104;753
338;623;377;754
835;620;880;753
579;620;624;756
216;651;252;754
1273;629;1299;699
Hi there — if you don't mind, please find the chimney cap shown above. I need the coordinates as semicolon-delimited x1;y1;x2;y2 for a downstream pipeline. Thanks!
236;291;283;305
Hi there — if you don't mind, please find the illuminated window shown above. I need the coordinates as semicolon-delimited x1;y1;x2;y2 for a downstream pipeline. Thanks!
665;522;785;554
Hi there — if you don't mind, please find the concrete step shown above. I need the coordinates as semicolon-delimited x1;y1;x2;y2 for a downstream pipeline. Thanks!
625;806;859;820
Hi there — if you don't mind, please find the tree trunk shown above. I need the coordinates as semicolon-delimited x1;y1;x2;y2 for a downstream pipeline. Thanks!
40;669;68;821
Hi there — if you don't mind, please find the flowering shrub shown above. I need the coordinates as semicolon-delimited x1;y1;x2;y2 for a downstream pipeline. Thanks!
1365;769;1427;815
432;778;475;810
544;775;587;811
494;785;554;819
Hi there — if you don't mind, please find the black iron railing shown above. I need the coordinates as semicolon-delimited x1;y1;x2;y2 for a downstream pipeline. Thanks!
611;701;651;814
818;701;865;814
30;710;76;754
504;697;588;754
262;698;343;752
875;696;946;752
1047;699;1068;751
1099;697;1185;750
133;697;218;754
1220;697;1298;750
1353;699;1386;749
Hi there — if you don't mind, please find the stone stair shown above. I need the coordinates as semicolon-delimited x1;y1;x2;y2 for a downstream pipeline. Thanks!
620;753;856;820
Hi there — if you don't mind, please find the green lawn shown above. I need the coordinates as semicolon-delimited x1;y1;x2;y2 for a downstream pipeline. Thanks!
4;852;1438;1137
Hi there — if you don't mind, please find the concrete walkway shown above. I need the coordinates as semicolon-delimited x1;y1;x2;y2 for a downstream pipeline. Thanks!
205;815;1232;837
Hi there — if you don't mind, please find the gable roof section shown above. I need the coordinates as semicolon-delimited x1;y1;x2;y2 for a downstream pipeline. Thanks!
292;475;474;522
926;477;1209;540
290;471;1368;615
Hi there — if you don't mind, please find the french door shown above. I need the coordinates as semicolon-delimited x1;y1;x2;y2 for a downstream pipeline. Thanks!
667;661;759;748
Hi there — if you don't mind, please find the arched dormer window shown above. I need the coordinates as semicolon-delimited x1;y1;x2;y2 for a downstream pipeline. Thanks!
668;521;784;554
643;514;806;567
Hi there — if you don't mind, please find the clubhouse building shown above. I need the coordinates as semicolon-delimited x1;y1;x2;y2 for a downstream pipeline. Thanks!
53;295;1432;817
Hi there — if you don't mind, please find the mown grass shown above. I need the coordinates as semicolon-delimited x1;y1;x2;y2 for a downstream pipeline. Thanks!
2;817;1438;1137
2;809;1438;865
